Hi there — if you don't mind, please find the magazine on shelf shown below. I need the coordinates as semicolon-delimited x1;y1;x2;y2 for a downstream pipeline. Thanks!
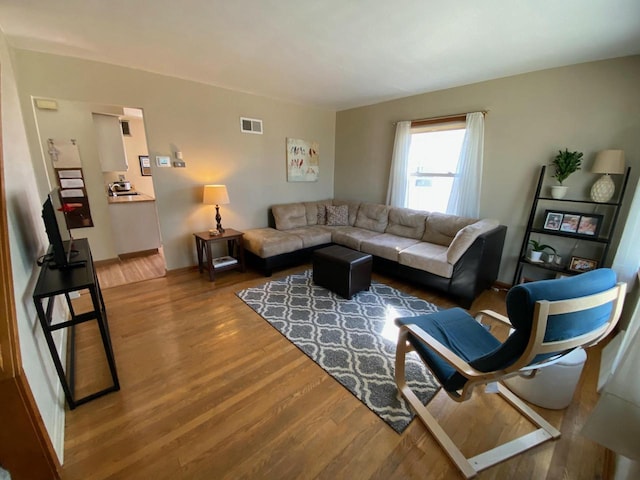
212;255;238;268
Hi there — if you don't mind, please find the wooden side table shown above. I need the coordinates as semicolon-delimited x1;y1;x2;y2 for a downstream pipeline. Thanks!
194;229;245;281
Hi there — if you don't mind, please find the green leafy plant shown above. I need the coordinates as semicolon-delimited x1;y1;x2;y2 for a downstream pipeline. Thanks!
551;149;583;185
528;239;556;253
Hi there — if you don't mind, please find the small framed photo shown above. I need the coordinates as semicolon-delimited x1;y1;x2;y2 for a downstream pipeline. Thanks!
560;214;581;233
569;256;598;273
576;214;602;237
139;155;152;176
543;211;564;231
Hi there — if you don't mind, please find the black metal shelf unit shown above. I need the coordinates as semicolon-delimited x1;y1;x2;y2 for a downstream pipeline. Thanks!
513;165;631;285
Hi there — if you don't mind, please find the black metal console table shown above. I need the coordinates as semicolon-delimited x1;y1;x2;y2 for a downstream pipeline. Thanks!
33;238;119;409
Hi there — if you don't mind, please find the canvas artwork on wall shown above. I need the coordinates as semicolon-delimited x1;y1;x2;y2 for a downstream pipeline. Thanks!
286;138;319;182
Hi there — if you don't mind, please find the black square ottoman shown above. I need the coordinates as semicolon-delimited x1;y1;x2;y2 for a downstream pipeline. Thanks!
312;245;372;299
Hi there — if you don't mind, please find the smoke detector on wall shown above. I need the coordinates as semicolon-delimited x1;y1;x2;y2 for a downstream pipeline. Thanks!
240;117;263;134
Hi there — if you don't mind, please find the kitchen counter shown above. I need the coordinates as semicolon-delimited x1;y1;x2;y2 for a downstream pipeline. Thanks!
107;192;155;204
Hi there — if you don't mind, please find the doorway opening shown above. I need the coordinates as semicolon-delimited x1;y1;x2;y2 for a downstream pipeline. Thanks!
33;99;166;288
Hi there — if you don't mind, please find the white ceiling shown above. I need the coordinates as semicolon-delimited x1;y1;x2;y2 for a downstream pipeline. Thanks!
1;0;639;110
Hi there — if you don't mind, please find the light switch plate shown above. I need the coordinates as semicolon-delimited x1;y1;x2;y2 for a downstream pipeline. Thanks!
156;156;171;167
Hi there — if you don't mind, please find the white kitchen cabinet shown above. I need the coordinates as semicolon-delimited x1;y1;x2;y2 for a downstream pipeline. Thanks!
108;199;162;255
93;113;128;172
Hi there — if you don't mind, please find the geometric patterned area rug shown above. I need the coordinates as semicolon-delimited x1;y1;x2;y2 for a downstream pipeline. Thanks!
236;269;441;433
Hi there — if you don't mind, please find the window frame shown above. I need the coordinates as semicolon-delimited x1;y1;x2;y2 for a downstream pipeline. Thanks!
406;116;466;212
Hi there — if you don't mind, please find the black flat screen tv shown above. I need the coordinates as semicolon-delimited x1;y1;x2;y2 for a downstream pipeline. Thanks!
41;188;85;269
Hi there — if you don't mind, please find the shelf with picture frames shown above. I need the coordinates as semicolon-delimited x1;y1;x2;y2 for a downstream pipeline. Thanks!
513;164;631;285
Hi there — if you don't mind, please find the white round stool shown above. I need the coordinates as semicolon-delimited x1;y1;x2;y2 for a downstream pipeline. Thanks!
503;348;587;410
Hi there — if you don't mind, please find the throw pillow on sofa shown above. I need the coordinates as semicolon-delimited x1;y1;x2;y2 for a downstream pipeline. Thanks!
326;204;349;226
317;204;327;225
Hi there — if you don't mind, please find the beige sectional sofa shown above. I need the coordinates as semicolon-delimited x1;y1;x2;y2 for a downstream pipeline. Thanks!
243;200;506;307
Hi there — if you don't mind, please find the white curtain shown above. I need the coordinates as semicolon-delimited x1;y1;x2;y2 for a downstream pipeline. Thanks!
612;180;640;288
386;121;412;207
446;112;484;217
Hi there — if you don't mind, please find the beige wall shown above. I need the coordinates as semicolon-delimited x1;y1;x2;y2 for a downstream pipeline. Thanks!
1;32;66;460
32;101;159;262
12;49;640;284
335;56;640;284
32;99;124;260
14;50;336;269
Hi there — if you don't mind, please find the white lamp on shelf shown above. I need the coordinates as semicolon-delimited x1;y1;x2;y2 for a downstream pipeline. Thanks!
203;184;230;233
590;150;625;203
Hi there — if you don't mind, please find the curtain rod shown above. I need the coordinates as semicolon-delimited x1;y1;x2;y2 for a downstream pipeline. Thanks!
392;110;488;125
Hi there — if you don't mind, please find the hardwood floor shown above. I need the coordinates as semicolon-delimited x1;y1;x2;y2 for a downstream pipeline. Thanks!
94;250;166;289
62;265;606;479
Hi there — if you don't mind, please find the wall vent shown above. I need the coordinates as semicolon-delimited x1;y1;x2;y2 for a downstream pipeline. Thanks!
240;117;263;134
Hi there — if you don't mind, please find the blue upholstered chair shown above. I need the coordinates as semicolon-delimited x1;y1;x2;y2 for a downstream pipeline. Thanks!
395;268;626;479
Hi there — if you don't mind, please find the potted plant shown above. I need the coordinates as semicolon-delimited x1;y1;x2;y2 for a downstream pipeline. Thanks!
550;148;583;199
528;239;556;263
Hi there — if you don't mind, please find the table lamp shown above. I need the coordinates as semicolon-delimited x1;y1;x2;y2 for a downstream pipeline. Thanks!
590;150;625;203
203;184;230;233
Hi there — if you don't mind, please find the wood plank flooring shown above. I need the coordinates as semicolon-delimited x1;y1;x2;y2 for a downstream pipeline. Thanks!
62;265;607;480
94;250;166;290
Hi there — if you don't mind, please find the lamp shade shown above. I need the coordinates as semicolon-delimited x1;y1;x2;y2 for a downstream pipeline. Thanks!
591;150;625;174
203;185;229;205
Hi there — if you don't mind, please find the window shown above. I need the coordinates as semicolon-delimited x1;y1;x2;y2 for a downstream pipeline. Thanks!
120;120;131;136
406;118;465;212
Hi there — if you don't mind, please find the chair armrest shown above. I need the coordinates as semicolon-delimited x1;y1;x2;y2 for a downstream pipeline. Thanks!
403;324;483;378
474;309;512;326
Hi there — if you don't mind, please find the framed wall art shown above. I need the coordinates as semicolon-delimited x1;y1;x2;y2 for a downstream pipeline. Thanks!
542;211;563;231
286;138;319;182
139;155;152;176
560;213;581;233
569;256;598;272
542;210;603;237
576;214;602;236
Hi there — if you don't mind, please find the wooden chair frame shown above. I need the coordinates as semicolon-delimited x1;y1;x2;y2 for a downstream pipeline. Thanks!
395;282;626;479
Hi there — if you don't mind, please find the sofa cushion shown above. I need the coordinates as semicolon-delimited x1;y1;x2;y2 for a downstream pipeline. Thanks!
303;202;319;226
331;226;384;251
354;203;390;233
333;200;361;226
360;234;421;262
422;212;477;247
385;208;428;239
447;219;500;265
288;226;333;248
398;242;453;278
243;228;303;258
272;203;307;230
326;204;349;226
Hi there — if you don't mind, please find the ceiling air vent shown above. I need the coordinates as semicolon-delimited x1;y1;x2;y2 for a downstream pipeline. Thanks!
240;117;263;135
